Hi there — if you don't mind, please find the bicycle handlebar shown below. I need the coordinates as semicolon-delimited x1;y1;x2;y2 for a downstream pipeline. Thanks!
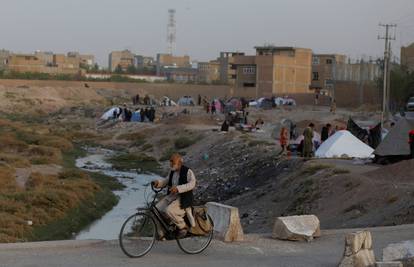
151;181;163;194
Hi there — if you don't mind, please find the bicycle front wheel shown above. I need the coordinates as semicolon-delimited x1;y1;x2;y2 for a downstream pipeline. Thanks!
119;213;156;258
176;215;214;254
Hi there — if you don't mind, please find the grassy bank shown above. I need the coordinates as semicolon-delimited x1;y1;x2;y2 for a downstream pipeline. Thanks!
30;172;121;241
0;117;122;242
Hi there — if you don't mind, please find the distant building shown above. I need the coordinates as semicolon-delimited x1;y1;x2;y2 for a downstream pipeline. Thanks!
68;52;95;68
401;42;414;72
197;60;220;84
156;53;191;75
310;54;347;93
163;67;198;83
233;46;313;96
0;49;10;70
218;52;245;85
6;52;81;75
134;55;154;69
311;54;381;95
109;50;134;72
34;51;54;66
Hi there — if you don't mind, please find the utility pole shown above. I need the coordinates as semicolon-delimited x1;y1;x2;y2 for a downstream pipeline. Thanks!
378;23;396;128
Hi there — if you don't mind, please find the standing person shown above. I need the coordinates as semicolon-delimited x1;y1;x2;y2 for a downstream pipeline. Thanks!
140;108;145;122
409;130;414;159
152;154;196;239
149;106;156;122
197;94;201;106
321;123;332;142
211;101;216;114
314;93;319;106
279;127;289;155
303;123;315;158
330;100;337;114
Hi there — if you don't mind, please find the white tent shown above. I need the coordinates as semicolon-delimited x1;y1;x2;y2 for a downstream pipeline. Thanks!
100;107;120;120
315;130;374;158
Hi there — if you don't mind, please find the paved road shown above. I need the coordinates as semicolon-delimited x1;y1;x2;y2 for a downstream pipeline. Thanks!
1;224;414;267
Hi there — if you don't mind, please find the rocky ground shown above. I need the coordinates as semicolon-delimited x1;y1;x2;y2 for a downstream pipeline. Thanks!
2;82;413;237
37;102;414;235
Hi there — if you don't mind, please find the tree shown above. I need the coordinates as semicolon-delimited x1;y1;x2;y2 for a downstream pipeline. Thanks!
389;66;414;111
114;64;123;74
126;64;137;74
92;63;99;72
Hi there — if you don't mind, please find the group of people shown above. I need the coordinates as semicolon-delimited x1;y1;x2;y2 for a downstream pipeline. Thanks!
132;94;152;106
112;105;156;123
279;122;342;158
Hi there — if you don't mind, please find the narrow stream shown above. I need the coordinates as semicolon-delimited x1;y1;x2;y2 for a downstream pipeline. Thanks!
74;148;158;240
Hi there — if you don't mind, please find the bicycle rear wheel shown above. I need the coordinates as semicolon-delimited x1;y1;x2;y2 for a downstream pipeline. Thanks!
119;213;156;258
176;215;214;254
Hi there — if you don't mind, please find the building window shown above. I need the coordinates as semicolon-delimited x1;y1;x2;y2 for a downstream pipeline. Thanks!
243;82;255;87
312;56;320;65
326;59;333;64
312;72;319;81
325;79;333;88
243;66;256;74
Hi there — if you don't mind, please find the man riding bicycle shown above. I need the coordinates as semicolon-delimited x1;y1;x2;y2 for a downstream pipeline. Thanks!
152;153;196;239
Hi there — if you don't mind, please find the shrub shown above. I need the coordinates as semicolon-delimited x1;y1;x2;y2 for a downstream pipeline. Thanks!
300;164;331;176
109;153;160;173
174;136;197;149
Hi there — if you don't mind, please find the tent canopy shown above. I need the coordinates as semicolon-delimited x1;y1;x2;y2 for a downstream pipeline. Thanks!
374;118;414;157
101;107;120;120
315;130;374;158
177;96;195;106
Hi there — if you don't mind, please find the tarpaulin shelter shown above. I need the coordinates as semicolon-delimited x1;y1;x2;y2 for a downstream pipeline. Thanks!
374;118;414;163
257;98;273;109
315;130;374;158
177;96;195;106
100;107;121;120
347;118;382;149
212;99;224;113
225;98;243;113
160;96;177;106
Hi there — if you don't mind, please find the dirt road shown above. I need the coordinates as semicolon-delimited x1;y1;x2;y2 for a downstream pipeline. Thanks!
1;224;414;267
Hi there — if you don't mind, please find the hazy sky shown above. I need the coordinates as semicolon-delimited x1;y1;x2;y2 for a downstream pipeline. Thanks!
1;0;413;66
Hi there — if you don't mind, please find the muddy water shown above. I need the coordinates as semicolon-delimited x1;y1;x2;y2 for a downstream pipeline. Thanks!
75;148;158;240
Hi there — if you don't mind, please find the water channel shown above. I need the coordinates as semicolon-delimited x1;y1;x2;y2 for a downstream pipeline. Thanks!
74;148;158;240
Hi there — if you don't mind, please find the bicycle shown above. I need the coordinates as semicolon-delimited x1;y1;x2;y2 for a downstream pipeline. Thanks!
119;182;214;257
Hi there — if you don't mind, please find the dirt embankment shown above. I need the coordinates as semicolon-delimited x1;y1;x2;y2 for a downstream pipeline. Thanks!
0;84;107;114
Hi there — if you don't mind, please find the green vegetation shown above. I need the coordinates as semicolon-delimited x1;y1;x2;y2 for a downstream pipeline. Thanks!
174;136;198;149
109;153;161;174
389;67;414;111
300;164;331;176
332;168;350;174
0;71;148;84
248;140;274;147
0;118;120;242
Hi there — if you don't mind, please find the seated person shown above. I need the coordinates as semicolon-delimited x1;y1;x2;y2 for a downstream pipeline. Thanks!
221;120;229;132
152;154;196;238
255;118;264;129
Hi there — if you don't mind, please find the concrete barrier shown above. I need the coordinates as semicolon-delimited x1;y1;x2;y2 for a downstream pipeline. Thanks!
272;215;321;242
339;230;376;267
206;202;244;242
383;240;414;266
376;262;403;267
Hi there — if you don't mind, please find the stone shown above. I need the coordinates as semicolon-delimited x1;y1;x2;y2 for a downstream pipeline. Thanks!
376;262;403;267
206;202;244;242
272;215;321;242
383;240;414;266
345;231;373;256
339;231;376;267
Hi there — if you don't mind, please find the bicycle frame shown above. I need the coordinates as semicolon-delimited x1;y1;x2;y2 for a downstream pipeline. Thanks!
144;186;176;239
